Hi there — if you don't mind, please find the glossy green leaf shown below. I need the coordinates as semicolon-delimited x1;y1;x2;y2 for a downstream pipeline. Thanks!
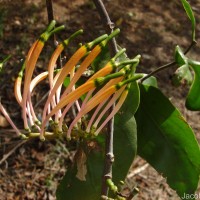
175;45;187;66
186;60;200;110
141;75;158;88
180;0;196;41
56;143;104;200
56;81;139;200
135;84;200;199
113;81;139;184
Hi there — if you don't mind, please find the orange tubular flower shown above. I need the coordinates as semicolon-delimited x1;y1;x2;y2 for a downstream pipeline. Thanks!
66;73;143;138
41;35;105;126
5;23;144;141
40;71;125;138
21;20;65;131
48;29;83;90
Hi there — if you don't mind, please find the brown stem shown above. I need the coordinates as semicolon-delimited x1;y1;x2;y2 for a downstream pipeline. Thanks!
46;0;56;46
46;0;62;68
93;0;118;56
92;0;118;197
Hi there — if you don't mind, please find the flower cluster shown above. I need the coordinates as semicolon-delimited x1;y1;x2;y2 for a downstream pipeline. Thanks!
1;20;142;141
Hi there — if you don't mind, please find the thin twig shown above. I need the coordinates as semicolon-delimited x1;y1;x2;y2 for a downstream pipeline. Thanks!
46;0;56;47
141;40;197;82
184;40;197;54
0;140;26;165
92;0;118;197
140;61;176;83
93;0;118;55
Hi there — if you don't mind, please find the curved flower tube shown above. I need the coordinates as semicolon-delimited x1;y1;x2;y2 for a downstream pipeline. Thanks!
22;20;65;131
5;23;143;142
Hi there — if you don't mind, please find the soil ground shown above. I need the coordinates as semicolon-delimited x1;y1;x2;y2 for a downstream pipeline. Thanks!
0;0;200;199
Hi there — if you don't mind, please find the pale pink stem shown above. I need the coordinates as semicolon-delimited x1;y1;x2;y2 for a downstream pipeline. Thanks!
80;89;95;110
70;67;81;112
48;46;63;90
44;71;61;123
54;86;62;123
54;70;65;123
29;71;48;123
86;98;108;133
58;102;74;132
52;71;61;112
27;92;39;123
26;102;34;127
94;89;128;135
93;86;125;129
66;111;81;138
27;100;41;132
47;104;51;116
23;102;30;130
0;102;21;136
41;46;87;127
66;86;117;138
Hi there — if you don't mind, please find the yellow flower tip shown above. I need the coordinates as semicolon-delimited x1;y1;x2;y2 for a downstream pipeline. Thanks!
90;126;97;135
57;130;63;135
40;135;45;141
34;120;41;126
31;125;38;131
93;131;98;137
20;133;28;140
24;128;31;133
66;135;71;141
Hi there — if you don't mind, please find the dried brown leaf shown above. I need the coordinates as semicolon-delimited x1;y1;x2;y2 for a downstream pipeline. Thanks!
76;149;87;181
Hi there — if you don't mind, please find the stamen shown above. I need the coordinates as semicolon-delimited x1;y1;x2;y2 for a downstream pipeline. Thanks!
93;86;125;129
42;45;88;125
86;98;108;133
0;102;21;136
94;89;128;135
66;85;117;138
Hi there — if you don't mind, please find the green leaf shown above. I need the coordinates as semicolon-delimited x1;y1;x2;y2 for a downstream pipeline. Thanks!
175;45;187;66
173;46;193;86
180;0;196;41
118;81;140;116
135;84;200;199
113;81;139;185
141;75;158;88
56;81;139;200
91;45;110;72
172;64;193;87
186;60;200;110
56;143;104;200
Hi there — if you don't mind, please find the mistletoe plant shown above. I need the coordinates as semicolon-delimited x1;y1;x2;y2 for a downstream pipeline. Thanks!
0;0;200;200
